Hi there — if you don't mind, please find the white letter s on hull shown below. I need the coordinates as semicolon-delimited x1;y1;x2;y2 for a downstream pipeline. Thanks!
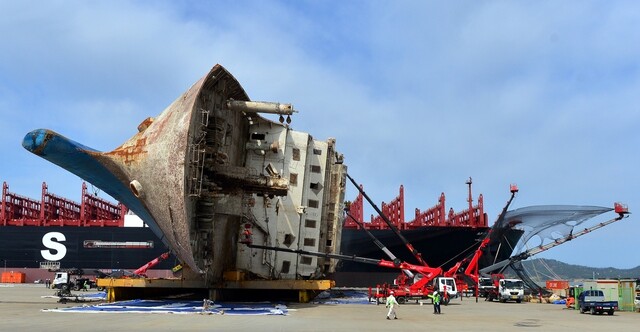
41;232;67;261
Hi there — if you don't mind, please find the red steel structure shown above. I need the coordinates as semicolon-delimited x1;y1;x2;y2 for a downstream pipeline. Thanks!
344;182;486;231
1;181;126;227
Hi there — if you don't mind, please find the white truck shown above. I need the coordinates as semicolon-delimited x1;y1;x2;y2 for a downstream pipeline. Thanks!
485;275;524;303
52;269;99;293
432;276;459;302
478;277;494;298
496;278;524;303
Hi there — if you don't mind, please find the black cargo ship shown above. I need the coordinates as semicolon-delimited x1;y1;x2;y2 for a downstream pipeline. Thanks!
2;181;521;286
0;225;174;270
1;182;174;281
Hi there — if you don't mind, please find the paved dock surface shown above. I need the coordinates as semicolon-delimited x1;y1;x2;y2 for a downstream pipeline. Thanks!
1;284;637;331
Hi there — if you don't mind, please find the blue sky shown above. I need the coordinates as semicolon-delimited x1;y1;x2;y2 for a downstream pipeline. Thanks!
1;1;638;269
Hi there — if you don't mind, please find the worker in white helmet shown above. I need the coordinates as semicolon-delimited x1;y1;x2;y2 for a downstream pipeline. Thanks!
385;291;399;320
428;290;442;314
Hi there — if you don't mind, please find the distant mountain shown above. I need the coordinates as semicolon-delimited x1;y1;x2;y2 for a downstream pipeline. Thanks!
519;258;640;282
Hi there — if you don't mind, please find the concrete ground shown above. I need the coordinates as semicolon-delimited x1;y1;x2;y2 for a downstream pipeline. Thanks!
0;284;637;331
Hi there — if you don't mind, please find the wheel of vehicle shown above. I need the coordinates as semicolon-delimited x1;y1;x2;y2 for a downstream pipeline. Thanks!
607;310;614;316
397;297;406;304
516;299;522;303
442;297;450;306
579;307;584;314
590;307;596;315
73;285;80;291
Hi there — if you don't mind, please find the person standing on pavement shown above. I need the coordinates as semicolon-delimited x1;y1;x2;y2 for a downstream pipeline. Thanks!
385;291;399;320
428;291;441;314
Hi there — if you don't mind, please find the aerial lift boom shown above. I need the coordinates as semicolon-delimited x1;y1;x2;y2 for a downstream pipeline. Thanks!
442;184;518;300
134;251;171;276
346;173;428;266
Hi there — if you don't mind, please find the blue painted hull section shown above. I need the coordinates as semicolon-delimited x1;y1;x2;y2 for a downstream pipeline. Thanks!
22;129;167;248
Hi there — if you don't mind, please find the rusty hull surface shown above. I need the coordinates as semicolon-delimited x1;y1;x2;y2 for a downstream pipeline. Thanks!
22;64;287;283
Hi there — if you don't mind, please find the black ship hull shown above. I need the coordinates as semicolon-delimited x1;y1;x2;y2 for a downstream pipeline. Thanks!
0;224;522;287
333;226;523;287
0;226;175;271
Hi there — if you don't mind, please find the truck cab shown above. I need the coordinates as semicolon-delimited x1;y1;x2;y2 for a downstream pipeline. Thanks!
52;272;69;290
478;277;494;297
578;289;618;315
484;275;524;303
432;277;459;303
51;270;98;292
497;278;524;303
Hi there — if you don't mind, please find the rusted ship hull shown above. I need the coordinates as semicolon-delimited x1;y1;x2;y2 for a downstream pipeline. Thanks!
23;65;347;285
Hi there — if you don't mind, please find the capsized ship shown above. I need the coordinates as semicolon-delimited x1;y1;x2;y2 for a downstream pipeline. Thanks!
22;64;347;287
